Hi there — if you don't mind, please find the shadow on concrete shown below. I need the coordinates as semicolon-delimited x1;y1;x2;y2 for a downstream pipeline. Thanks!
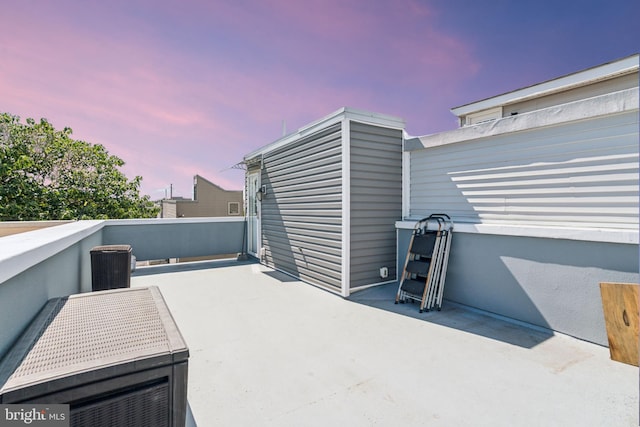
132;258;258;277
133;257;301;285
349;282;554;349
132;257;554;349
260;270;300;282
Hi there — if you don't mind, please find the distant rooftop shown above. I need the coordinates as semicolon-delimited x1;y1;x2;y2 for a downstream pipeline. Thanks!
451;53;639;117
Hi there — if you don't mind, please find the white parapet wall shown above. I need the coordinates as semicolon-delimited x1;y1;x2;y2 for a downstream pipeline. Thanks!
0;217;246;358
396;220;639;346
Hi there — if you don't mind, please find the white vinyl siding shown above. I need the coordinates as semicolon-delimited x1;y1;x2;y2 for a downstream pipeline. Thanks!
410;111;639;229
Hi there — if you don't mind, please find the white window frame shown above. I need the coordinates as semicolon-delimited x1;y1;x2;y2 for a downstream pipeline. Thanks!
464;106;503;126
227;202;240;216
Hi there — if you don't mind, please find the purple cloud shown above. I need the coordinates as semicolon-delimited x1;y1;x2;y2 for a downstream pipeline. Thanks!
2;0;636;198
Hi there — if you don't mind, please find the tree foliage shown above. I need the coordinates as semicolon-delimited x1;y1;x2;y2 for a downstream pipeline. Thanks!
0;113;159;220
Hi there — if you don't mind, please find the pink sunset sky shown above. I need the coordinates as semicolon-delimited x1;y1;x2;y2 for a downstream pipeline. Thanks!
2;0;638;198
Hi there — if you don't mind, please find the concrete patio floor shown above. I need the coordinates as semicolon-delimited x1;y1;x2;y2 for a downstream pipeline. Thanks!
132;259;638;427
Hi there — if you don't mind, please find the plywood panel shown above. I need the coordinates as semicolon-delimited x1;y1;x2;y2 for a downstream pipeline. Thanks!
599;282;639;366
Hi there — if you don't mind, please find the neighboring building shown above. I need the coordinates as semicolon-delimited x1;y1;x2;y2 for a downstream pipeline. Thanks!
244;54;639;346
399;53;638;345
405;54;638;228
0;221;73;237
161;175;243;218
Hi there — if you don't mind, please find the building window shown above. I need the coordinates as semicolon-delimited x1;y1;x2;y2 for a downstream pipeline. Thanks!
464;106;503;126
228;202;240;216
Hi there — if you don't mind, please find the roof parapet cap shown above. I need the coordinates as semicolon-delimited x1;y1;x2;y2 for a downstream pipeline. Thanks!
451;54;639;117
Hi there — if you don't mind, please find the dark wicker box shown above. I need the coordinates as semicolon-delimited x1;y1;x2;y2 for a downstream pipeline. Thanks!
0;287;189;427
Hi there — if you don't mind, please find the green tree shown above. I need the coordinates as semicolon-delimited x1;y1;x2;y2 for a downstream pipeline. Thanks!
0;113;159;220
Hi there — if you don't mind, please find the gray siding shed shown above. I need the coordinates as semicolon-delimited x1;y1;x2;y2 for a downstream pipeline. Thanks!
261;123;344;291
350;122;403;288
244;108;405;296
